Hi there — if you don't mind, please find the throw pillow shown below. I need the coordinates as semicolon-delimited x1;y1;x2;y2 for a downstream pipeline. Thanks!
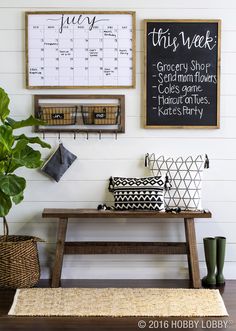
146;154;209;211
109;176;165;211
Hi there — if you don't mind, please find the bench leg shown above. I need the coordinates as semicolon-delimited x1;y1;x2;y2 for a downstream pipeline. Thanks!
52;217;68;288
184;218;201;288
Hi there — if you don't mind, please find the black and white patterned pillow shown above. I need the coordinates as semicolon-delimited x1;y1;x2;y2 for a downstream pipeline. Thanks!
109;176;165;211
147;154;208;211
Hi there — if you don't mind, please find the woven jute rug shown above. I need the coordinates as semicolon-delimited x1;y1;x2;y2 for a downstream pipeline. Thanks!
8;288;228;317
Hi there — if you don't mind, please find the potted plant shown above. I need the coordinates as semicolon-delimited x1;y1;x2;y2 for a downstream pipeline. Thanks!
0;87;51;288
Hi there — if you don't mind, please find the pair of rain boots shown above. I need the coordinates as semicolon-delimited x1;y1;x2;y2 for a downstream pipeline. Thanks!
202;237;226;288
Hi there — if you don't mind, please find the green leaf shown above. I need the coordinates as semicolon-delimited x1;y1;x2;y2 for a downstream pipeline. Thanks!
0;88;10;123
5;136;48;172
12;191;24;205
12;139;28;152
0;125;14;152
4;159;22;173
14;134;51;149
6;115;46;129
11;145;43;170
0;174;26;196
0;160;6;173
0;190;12;217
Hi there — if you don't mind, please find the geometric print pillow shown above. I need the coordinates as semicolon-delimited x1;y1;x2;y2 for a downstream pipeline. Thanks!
146;154;209;211
108;176;165;211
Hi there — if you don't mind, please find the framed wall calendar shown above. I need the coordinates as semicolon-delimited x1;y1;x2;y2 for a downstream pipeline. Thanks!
25;11;136;89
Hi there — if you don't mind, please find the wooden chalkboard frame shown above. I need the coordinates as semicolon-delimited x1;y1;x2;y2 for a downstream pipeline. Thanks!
144;19;221;129
25;11;136;89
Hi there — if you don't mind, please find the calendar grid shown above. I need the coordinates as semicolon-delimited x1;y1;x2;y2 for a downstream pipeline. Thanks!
26;12;136;88
43;25;45;86
102;26;104;86
117;25;119;86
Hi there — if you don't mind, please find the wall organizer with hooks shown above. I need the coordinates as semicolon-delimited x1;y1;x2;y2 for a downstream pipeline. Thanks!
34;94;125;137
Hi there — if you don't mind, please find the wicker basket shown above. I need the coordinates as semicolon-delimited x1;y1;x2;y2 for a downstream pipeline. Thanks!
81;104;119;125
0;235;42;289
39;106;77;125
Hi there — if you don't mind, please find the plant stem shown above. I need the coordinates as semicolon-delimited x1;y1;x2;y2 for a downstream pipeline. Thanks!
5;156;12;175
3;216;9;238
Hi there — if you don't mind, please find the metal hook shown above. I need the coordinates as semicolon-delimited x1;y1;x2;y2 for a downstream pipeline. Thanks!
99;131;102;140
86;131;89;140
115;131;118;140
74;131;76;140
58;131;61;143
43;132;45;140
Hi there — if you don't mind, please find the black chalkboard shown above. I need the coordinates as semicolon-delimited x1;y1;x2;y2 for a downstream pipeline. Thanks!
144;20;221;128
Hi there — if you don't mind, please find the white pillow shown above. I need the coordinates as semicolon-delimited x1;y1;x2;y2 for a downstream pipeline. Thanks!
146;154;208;211
109;175;165;211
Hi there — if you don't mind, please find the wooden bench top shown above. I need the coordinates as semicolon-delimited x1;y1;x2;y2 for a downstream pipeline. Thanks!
42;208;212;219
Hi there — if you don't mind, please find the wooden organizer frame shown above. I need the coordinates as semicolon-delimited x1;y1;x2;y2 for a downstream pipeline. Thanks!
34;94;125;134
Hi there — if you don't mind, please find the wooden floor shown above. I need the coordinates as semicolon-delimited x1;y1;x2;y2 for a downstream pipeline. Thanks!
0;280;235;331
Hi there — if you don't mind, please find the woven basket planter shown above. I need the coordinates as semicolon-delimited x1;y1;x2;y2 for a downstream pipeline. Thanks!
0;235;42;289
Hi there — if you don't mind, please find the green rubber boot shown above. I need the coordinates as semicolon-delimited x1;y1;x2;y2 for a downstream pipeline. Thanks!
216;236;226;286
202;237;216;288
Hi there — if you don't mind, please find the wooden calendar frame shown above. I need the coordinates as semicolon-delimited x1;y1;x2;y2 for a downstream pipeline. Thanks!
25;11;136;89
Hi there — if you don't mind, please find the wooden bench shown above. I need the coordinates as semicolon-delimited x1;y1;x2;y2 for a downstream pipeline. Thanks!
42;209;212;288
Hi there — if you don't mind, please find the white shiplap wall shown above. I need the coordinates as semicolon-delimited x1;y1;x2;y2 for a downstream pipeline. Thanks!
1;0;236;279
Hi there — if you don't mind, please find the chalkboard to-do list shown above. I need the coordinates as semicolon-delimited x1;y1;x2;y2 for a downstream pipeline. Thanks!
25;11;136;89
144;20;221;128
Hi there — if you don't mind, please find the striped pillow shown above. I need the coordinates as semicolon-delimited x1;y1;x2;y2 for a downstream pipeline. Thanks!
108;176;165;211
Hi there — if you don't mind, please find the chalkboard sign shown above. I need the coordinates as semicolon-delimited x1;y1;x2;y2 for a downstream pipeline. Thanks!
144;20;221;128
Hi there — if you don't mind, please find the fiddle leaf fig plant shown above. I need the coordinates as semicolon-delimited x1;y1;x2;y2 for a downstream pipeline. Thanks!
0;87;51;235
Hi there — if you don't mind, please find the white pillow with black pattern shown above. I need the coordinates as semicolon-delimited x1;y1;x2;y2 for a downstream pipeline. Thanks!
146;154;209;211
108;176;165;211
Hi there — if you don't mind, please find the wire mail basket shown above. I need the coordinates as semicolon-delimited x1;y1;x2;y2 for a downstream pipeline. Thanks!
39;106;77;125
81;104;120;125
